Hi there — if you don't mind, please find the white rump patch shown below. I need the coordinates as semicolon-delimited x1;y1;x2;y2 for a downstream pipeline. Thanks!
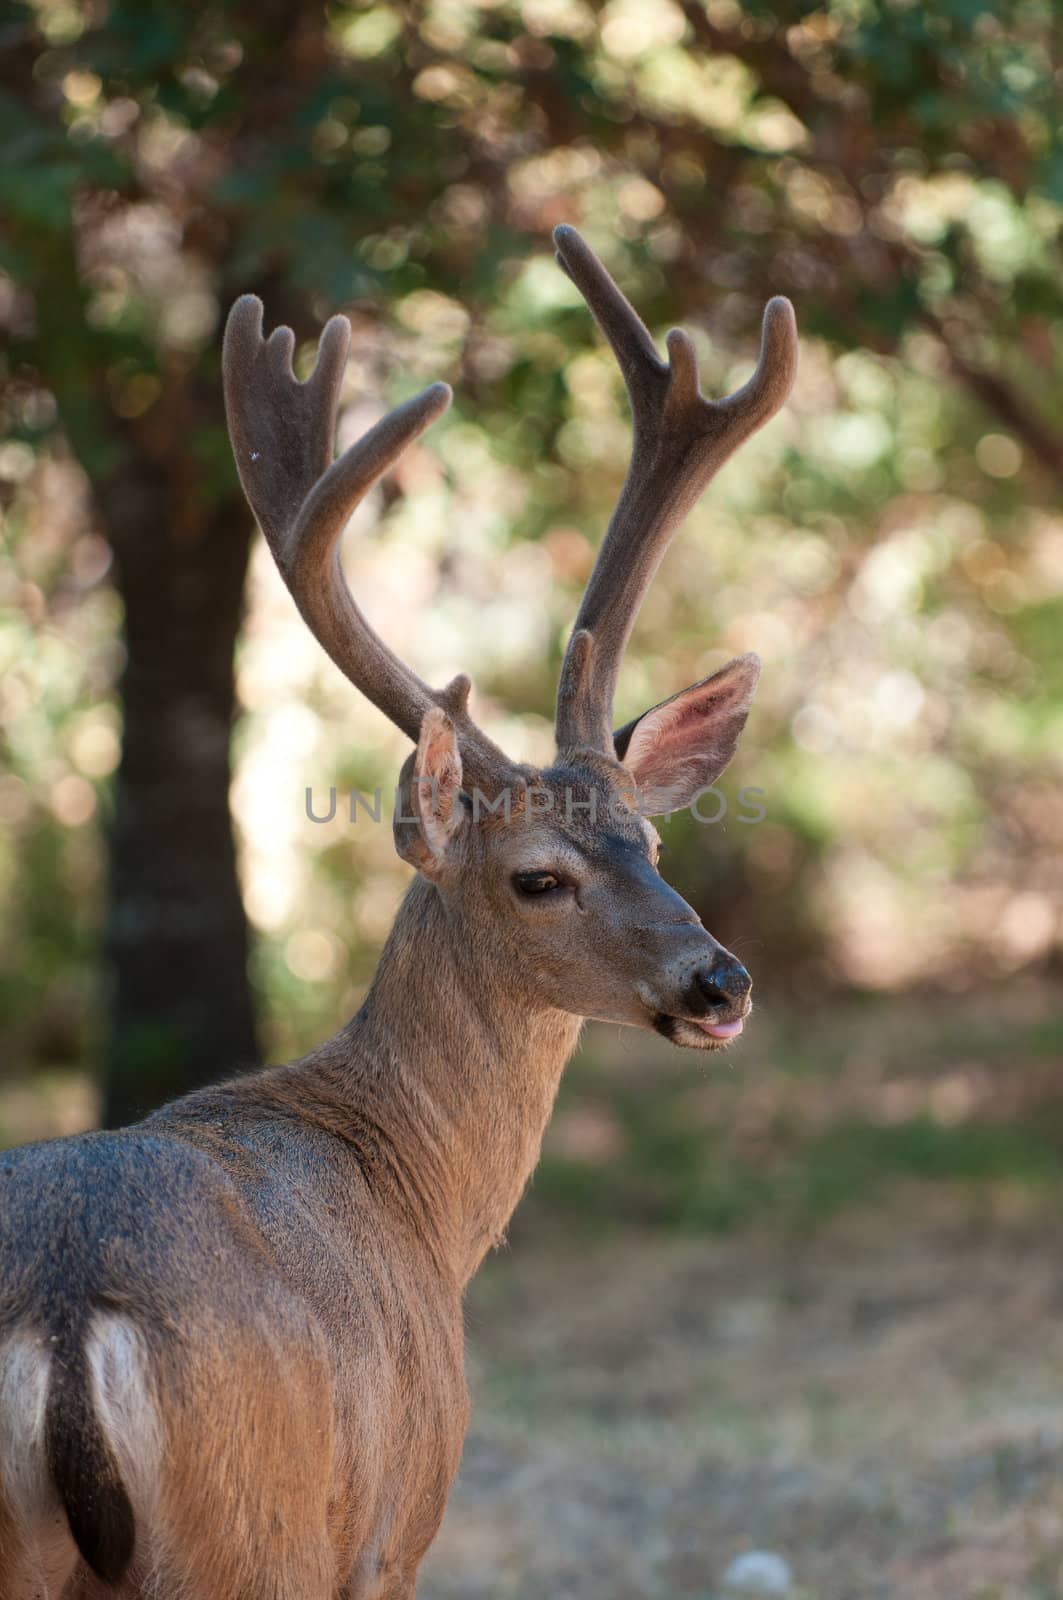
86;1313;162;1515
0;1333;51;1514
0;1332;78;1595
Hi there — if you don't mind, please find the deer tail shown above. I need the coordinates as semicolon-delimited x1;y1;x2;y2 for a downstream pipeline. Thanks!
45;1343;135;1583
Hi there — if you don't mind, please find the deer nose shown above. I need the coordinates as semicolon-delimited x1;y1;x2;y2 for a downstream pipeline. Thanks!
693;958;752;1010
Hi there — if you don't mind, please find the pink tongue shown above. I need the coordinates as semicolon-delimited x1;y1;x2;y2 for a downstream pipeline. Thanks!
698;1017;744;1039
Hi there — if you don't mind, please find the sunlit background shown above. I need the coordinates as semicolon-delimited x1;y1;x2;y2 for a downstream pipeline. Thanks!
2;1;1063;1593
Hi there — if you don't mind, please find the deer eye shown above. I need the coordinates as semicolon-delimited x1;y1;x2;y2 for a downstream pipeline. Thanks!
513;870;562;896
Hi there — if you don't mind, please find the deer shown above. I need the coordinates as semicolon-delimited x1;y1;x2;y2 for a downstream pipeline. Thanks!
0;226;796;1599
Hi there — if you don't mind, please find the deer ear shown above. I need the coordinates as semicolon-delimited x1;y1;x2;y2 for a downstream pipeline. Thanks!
613;653;760;817
395;707;466;874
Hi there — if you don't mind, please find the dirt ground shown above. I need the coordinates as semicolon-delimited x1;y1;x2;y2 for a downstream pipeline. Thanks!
423;1193;1063;1600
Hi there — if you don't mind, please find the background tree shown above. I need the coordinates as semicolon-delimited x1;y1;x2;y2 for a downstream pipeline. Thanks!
2;0;1060;1121
3;0;475;1119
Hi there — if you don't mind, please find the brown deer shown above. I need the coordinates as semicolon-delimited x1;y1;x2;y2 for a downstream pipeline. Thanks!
0;227;796;1599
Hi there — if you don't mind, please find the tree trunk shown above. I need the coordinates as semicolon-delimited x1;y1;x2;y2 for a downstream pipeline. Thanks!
99;460;259;1126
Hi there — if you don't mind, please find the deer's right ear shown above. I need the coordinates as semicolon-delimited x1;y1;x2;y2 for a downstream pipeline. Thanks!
394;708;466;875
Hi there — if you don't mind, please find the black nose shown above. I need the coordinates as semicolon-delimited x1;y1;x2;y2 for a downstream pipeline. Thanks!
694;958;751;1010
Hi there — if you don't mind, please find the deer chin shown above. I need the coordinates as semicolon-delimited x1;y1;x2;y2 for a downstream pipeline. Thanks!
652;1012;748;1051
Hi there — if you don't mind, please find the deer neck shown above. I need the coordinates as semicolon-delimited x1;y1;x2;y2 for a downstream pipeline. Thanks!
303;876;582;1285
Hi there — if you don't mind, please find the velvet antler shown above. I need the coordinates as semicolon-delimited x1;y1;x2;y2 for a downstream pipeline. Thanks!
551;227;797;755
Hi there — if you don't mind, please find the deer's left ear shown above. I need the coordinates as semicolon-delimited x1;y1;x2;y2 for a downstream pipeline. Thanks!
613;653;760;817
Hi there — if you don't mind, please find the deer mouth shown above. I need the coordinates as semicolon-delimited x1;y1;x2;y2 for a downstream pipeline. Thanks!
695;1016;745;1039
652;1009;749;1050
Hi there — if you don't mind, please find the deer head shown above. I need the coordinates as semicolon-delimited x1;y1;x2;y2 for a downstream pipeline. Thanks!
223;228;796;1049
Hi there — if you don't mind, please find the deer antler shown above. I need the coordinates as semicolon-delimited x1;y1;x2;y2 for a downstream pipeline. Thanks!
552;226;798;755
223;296;512;783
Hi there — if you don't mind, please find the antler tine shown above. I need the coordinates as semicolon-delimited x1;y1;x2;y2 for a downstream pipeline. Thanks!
552;226;797;755
223;296;515;783
553;225;662;389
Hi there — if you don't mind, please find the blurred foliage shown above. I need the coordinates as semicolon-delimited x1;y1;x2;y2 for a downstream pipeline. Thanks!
531;988;1063;1235
1;0;1062;1080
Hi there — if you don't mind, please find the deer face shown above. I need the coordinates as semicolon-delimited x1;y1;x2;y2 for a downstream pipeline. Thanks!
469;785;752;1050
394;651;759;1049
